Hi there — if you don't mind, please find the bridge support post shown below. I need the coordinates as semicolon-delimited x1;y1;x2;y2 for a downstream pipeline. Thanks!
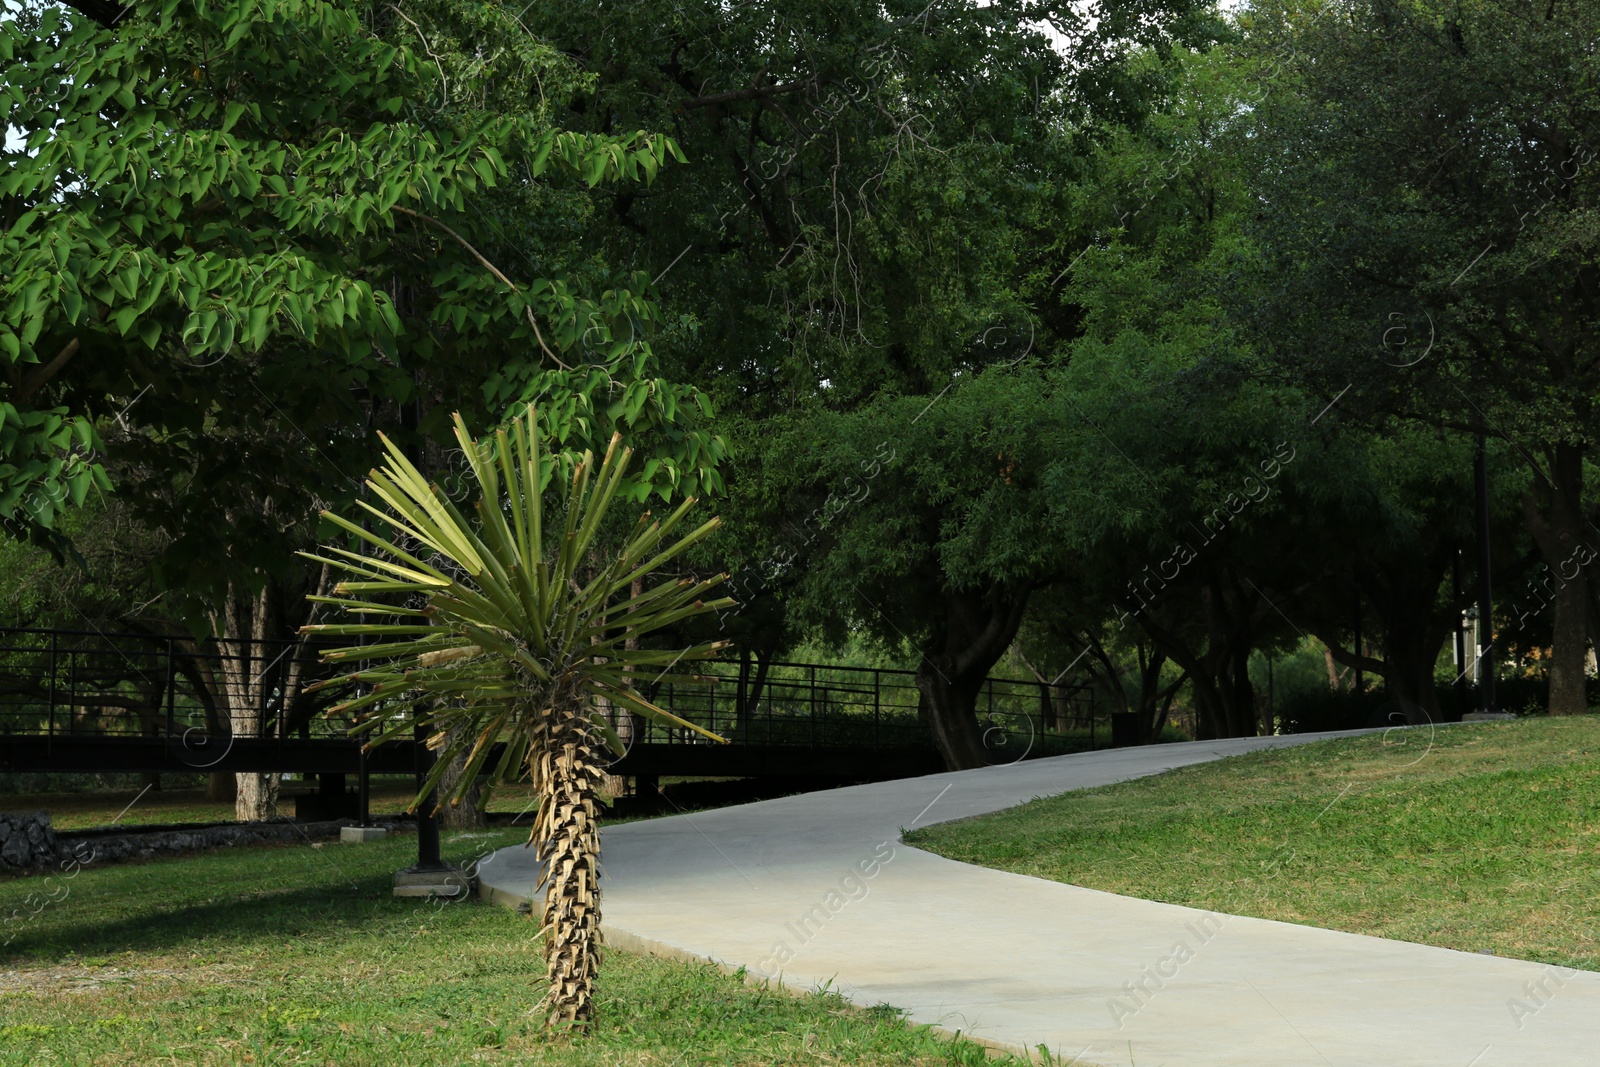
357;744;371;826
393;720;467;897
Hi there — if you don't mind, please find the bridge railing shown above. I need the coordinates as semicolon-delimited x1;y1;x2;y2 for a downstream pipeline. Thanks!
0;628;349;745
0;629;1099;758
628;659;1098;756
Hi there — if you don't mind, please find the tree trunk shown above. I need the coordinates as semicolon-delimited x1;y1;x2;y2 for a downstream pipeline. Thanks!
1188;674;1223;740
1133;645;1172;743
1531;443;1590;716
207;773;236;802
1219;640;1258;737
741;648;775;736
1018;653;1083;731
207;568;329;821
1549;568;1589;715
1080;636;1131;719
213;583;280;821
915;583;1031;770
1321;642;1344;690
1382;625;1448;722
916;670;991;769
1136;576;1268;740
534;702;605;1029
236;772;279;823
439;726;486;829
1317;623;1447;724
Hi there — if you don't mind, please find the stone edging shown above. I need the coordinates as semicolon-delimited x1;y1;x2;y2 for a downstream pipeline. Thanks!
1;810;415;876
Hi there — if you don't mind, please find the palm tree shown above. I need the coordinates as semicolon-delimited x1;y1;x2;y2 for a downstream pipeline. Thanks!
300;407;732;1029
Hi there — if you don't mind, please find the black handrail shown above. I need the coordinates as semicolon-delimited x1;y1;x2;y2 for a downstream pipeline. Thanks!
0;627;1099;755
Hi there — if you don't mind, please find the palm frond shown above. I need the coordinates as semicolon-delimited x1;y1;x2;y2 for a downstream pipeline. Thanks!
302;405;734;812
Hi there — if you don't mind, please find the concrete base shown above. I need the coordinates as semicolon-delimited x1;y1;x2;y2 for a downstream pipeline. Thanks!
1462;711;1518;721
393;865;471;898
340;825;388;844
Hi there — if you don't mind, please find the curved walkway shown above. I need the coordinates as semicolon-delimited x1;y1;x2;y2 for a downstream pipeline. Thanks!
478;731;1600;1066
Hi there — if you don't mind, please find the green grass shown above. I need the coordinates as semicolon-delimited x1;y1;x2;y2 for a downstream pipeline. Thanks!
908;716;1600;971
0;829;1022;1066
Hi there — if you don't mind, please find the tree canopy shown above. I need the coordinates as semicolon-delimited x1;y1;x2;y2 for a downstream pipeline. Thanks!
3;0;1598;778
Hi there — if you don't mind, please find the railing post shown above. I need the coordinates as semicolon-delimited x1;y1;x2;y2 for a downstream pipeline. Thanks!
66;644;76;737
47;631;58;740
164;638;177;740
358;743;371;826
809;665;817;748
413;719;444;869
874;669;880;748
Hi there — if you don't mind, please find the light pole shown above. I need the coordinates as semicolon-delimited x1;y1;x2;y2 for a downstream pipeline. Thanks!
1466;431;1507;720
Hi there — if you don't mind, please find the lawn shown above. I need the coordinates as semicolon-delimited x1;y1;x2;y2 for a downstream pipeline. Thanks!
908;716;1600;972
0;828;1016;1066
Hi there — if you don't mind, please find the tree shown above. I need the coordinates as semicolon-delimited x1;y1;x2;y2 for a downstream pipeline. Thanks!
558;1;1227;767
1;0;719;569
1240;0;1600;715
2;0;727;815
305;408;731;1029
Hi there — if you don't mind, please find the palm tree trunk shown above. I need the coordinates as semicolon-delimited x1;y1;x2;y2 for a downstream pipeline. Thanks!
535;702;605;1029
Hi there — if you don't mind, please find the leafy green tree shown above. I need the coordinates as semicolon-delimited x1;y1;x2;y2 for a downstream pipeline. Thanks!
2;0;730;814
306;409;730;1029
517;0;1226;766
1;0;719;545
1239;0;1600;715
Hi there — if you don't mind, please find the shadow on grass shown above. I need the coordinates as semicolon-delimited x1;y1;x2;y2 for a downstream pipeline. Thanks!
1;836;519;962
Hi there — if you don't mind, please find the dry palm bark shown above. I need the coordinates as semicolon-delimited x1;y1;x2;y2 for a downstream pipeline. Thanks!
534;701;605;1027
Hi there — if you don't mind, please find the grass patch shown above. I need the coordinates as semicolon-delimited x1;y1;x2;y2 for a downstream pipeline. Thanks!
908;716;1600;971
0;828;1017;1065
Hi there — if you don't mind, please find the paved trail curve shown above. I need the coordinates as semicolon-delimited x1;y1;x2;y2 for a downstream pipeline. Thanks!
479;731;1600;1066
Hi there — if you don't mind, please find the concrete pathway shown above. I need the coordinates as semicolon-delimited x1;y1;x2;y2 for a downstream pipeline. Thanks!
478;731;1600;1066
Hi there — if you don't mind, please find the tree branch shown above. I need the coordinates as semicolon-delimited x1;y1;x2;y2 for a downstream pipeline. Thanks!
15;338;81;402
391;207;570;370
1311;629;1388;678
678;81;809;111
59;0;134;27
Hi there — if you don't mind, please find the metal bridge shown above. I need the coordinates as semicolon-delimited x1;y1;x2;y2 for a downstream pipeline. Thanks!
0;627;1099;790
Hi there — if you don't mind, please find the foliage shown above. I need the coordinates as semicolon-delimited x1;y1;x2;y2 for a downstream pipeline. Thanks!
1237;0;1600;713
0;0;724;586
305;409;731;792
524;0;1224;657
